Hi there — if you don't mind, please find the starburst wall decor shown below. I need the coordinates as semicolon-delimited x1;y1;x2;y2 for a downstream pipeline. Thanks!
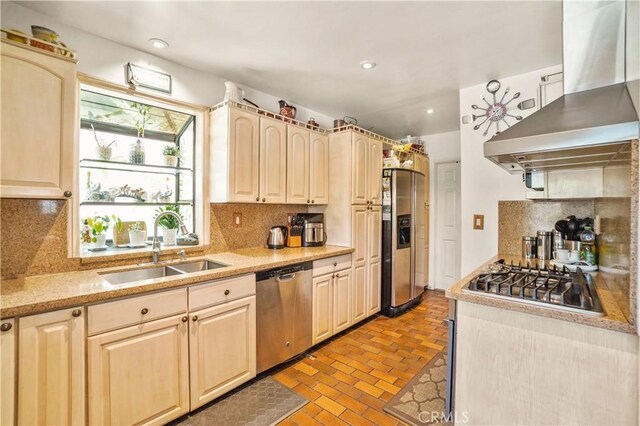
461;79;536;138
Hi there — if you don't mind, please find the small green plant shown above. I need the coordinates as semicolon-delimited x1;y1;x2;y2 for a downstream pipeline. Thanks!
155;205;184;230
128;221;144;232
85;215;122;243
162;145;180;156
131;102;150;138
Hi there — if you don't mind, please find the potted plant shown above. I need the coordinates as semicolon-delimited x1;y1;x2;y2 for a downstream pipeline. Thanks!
128;221;147;246
90;124;116;161
155;205;184;246
162;145;180;167
85;215;121;249
129;102;150;164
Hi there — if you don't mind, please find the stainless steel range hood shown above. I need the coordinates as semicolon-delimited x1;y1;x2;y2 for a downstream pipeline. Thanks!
484;0;639;173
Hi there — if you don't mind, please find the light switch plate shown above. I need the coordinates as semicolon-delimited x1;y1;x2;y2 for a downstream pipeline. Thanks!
233;213;242;227
473;214;484;230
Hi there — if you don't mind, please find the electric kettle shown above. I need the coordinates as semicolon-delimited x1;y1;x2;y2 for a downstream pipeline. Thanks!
267;226;287;249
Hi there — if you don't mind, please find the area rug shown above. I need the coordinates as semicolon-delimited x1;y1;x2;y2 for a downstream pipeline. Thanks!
383;352;450;425
170;376;307;426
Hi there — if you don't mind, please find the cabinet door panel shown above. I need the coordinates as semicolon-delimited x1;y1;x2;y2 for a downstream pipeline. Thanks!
352;206;367;265
88;315;189;426
1;44;75;198
18;308;85;426
309;133;329;204
259;118;287;203
287;127;310;204
368;138;383;204
352;264;367;323
351;134;368;204
229;108;260;202
333;271;352;334
1;319;15;426
368;206;382;263
312;275;333;345
367;261;381;316
190;296;256;409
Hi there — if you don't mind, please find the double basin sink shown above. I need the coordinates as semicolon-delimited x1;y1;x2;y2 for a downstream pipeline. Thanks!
100;260;229;285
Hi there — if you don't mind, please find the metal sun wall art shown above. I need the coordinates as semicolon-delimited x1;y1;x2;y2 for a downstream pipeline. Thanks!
461;79;536;138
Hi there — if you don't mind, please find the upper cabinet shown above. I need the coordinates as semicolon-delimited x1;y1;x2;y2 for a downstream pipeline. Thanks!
1;40;77;199
351;134;382;205
210;105;328;205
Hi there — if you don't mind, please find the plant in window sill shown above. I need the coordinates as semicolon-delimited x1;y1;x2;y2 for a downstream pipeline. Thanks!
129;102;150;165
90;124;116;161
162;144;181;167
155;205;184;246
85;215;122;248
128;221;147;246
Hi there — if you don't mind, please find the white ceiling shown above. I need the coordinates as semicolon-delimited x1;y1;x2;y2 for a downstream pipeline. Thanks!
17;1;562;139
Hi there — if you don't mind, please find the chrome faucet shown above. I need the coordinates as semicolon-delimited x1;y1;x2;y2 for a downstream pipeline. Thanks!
152;211;189;264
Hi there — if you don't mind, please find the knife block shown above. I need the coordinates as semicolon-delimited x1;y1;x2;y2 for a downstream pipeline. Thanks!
286;225;301;248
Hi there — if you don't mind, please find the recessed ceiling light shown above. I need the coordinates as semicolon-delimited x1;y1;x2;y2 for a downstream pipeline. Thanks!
360;60;376;70
426;109;435;114
149;38;169;49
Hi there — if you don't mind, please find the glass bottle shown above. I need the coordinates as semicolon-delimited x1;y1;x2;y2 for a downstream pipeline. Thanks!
129;139;145;164
580;226;597;265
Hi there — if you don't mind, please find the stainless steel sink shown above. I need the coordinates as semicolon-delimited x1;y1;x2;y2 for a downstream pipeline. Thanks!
100;266;184;285
169;260;229;274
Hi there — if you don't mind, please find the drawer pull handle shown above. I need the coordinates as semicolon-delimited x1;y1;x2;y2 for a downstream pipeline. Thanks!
71;309;82;317
224;289;230;296
141;308;149;315
192;315;198;322
0;323;12;332
181;316;188;322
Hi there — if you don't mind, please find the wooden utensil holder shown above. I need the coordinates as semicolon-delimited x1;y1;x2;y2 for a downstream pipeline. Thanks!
286;225;301;248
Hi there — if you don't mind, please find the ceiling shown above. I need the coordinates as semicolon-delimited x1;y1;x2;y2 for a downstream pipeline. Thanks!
17;1;563;139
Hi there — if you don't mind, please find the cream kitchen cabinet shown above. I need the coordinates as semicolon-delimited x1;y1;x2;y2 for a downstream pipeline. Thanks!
210;106;260;202
259;117;287;203
312;260;353;345
18;307;85;426
287;126;329;205
351;205;382;317
1;40;77;199
366;206;382;315
88;315;190;426
351;134;383;205
1;319;16;426
189;295;256;409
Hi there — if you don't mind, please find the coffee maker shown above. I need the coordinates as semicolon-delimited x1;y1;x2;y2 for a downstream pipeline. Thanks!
296;213;326;247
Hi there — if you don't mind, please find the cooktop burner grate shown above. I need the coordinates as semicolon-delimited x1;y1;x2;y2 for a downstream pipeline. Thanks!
464;260;604;316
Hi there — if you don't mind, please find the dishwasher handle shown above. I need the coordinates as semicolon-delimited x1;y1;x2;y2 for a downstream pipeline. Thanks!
276;273;296;282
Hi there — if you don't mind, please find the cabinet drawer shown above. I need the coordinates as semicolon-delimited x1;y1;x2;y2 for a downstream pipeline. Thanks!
313;254;353;277
189;274;256;311
88;288;187;336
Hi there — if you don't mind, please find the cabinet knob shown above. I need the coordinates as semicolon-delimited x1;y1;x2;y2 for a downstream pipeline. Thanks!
71;309;82;317
332;274;335;278
192;315;198;322
307;199;310;204
0;323;12;332
224;289;230;296
181;316;188;322
311;200;315;204
333;262;337;267
336;273;340;278
63;190;72;198
262;198;266;202
255;197;260;201
141;308;149;315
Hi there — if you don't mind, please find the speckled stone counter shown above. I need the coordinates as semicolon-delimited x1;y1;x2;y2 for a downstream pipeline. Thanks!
0;245;354;319
446;254;636;335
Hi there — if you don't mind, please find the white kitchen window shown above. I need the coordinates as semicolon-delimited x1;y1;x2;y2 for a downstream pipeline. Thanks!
74;83;207;257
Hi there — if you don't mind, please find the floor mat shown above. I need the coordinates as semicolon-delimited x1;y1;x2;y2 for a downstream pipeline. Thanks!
170;376;307;426
383;352;450;425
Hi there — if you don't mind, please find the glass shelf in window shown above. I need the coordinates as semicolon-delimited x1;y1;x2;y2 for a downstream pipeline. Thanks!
79;158;192;175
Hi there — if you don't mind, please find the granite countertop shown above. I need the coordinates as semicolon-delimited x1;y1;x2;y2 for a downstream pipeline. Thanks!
1;245;354;319
446;254;636;335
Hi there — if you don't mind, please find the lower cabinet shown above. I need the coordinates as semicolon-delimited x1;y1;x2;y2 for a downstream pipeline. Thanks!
189;296;256;409
1;318;16;426
352;264;367;323
367;261;381;316
88;314;190;426
18;307;85;426
312;268;352;345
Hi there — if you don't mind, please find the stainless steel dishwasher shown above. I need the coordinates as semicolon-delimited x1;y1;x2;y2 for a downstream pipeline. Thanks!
256;262;313;373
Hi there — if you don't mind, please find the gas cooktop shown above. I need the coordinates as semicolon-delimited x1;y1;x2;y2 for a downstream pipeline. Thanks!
463;260;604;316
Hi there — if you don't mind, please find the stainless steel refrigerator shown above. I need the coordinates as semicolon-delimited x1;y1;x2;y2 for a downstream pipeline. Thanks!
381;168;426;317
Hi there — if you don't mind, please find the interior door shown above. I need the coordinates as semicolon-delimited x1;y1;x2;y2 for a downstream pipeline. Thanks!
309;133;329;204
259;117;287;203
435;162;461;290
229;108;260;202
286;126;310;204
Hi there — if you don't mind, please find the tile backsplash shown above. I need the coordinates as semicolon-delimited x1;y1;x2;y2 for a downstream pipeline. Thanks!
1;199;308;279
